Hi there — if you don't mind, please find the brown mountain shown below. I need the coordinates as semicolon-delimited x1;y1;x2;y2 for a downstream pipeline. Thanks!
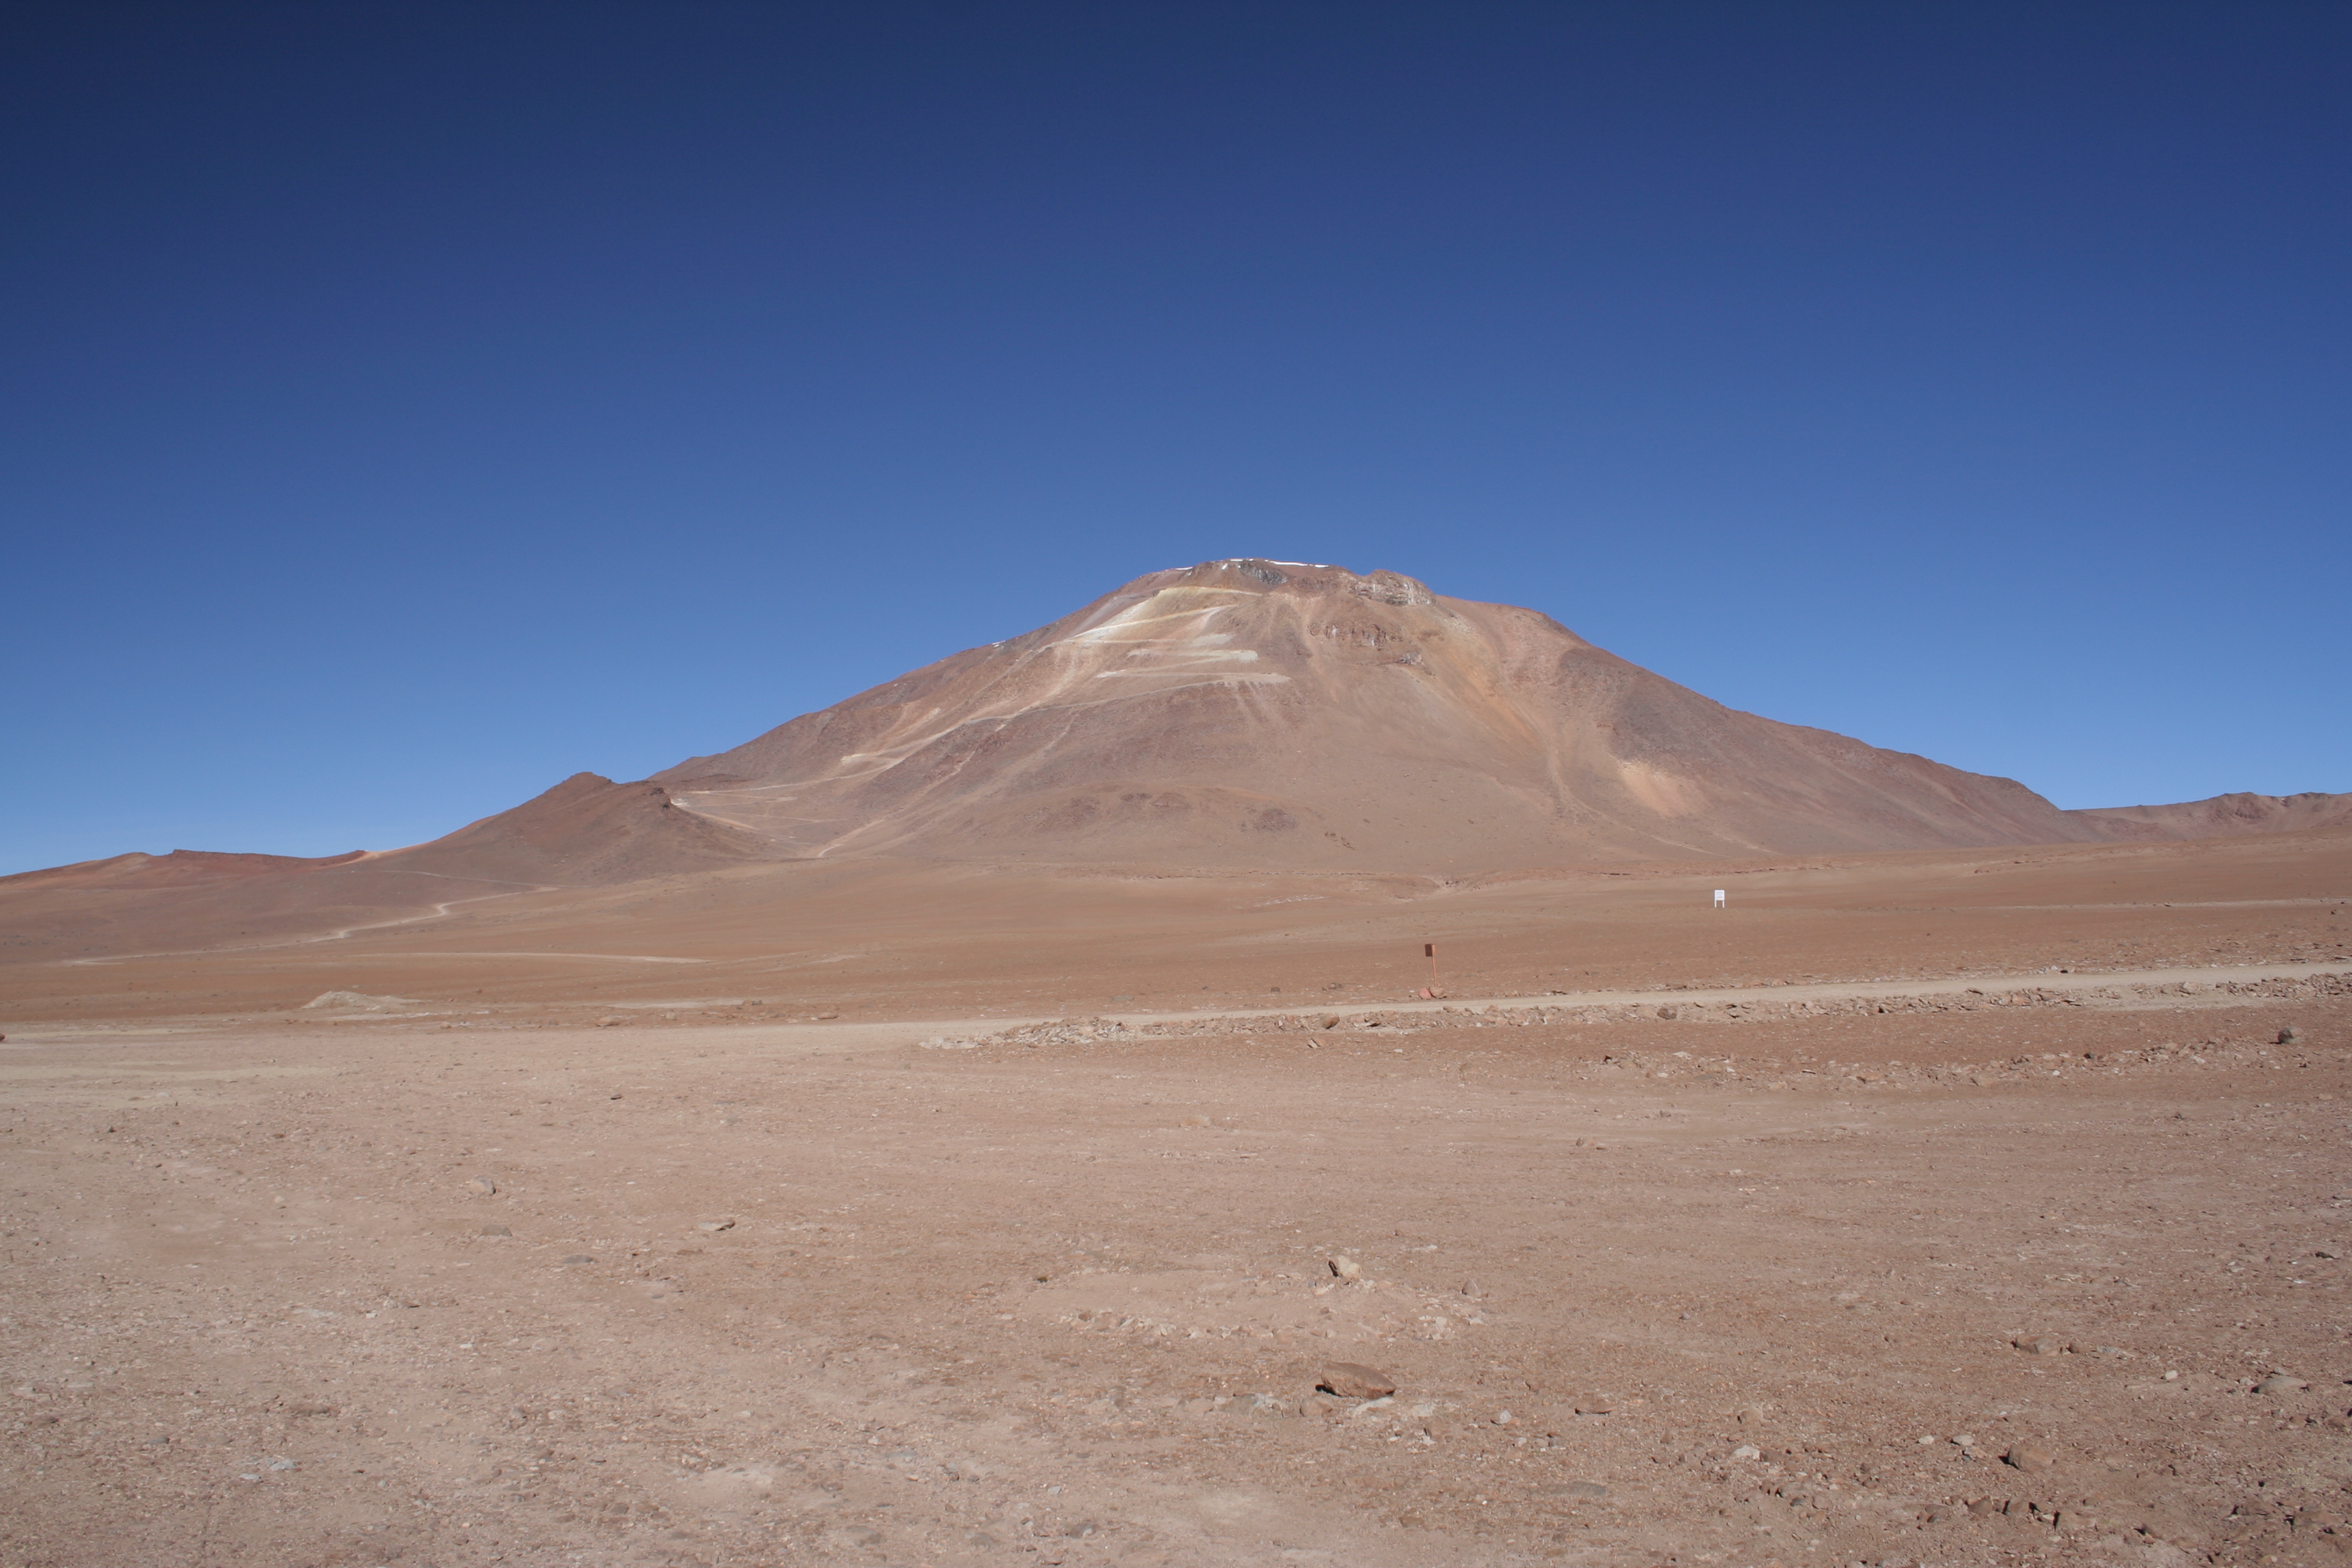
6;560;2342;966
2068;791;2352;841
654;558;2103;868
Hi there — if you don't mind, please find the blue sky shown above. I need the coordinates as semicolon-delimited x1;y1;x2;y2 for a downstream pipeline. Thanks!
5;3;2347;874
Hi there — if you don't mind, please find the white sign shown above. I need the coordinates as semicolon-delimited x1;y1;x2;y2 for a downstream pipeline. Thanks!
1713;889;1726;909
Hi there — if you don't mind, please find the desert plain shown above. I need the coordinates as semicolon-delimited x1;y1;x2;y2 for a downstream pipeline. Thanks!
3;827;2350;1568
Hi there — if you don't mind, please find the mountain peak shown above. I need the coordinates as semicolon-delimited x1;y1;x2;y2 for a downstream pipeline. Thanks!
652;564;2084;868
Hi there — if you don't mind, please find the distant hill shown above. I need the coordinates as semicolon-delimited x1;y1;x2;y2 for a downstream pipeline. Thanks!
5;559;2341;960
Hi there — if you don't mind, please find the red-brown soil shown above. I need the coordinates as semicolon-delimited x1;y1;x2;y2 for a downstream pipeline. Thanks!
3;829;2348;1566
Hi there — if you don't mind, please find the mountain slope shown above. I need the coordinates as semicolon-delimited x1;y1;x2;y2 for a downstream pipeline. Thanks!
655;559;2102;869
2070;791;2352;842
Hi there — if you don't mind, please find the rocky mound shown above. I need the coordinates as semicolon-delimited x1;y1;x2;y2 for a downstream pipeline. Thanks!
378;772;772;887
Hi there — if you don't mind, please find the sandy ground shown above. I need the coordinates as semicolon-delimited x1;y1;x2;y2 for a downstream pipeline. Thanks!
3;835;2351;1567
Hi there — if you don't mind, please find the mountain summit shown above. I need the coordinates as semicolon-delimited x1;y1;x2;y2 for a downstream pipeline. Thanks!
650;559;2095;868
7;559;2344;962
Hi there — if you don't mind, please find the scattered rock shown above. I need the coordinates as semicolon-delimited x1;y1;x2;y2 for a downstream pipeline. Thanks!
1328;1256;1362;1281
2004;1443;2055;1473
478;1224;512;1237
596;1017;625;1028
1179;1114;1211;1128
2278;1026;2304;1045
2255;1375;2309;1395
966;1533;1000;1548
1317;1362;1397;1399
1492;1409;1514;1425
1736;1407;1765;1425
1458;1278;1486;1299
1062;1521;1100;1537
696;1218;736;1232
560;1254;596;1266
1731;1443;1762;1460
265;1456;295;1471
1574;1399;1614;1415
464;1176;497;1197
2014;1335;2069;1356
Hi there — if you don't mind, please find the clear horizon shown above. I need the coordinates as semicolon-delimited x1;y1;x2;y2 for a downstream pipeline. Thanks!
5;4;2347;875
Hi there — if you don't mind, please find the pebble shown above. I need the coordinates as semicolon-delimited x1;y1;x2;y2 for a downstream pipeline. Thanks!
1179;1114;1211;1128
2014;1335;2069;1356
1731;1443;1761;1460
1459;1278;1486;1299
696;1218;736;1232
1317;1362;1397;1399
1575;1399;1614;1415
1736;1407;1765;1425
478;1224;512;1237
2004;1443;2055;1473
596;1017;624;1028
1492;1409;1514;1425
2277;1027;2304;1045
2255;1375;2308;1395
464;1177;497;1196
265;1456;295;1471
560;1254;595;1266
1328;1256;1362;1281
